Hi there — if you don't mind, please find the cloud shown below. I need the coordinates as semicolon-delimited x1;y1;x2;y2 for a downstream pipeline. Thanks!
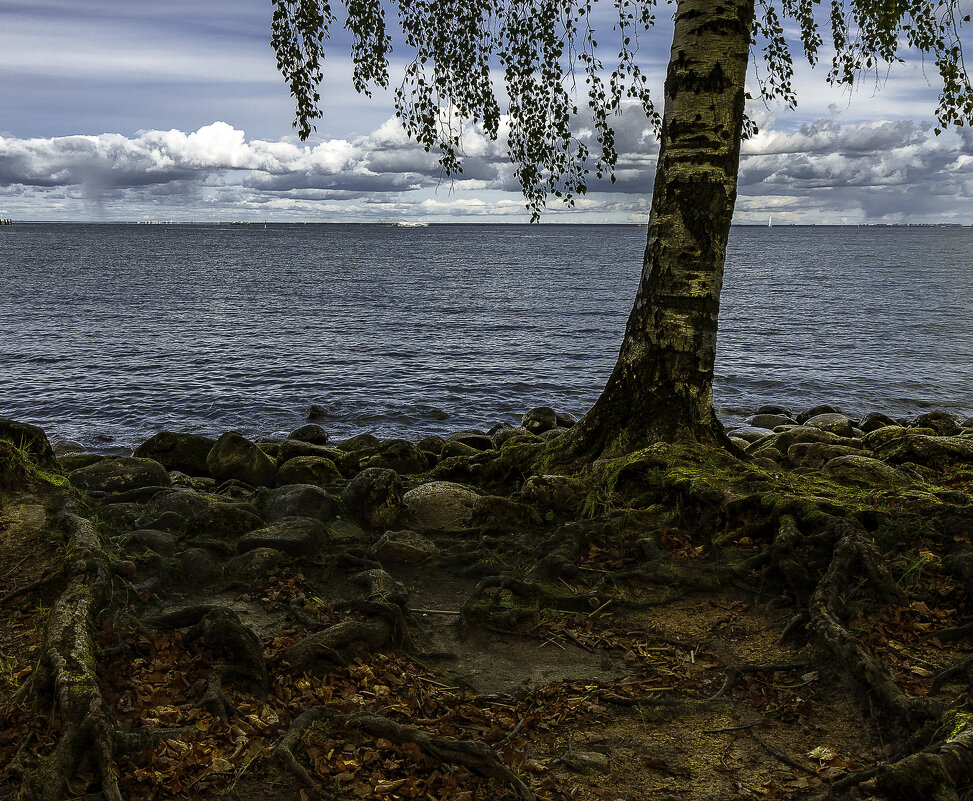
1;110;972;224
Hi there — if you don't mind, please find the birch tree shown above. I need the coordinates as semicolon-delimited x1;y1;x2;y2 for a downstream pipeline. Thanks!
272;0;973;459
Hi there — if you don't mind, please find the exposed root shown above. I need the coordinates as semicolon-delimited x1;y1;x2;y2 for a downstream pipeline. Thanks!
810;519;941;732
270;706;535;799
183;608;269;691
195;674;239;723
876;723;973;801
24;508;120;801
283;619;393;673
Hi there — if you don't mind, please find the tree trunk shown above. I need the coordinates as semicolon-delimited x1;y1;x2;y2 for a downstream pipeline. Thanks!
560;0;754;460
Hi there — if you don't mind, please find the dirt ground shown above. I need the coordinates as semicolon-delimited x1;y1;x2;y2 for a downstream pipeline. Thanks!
0;428;971;801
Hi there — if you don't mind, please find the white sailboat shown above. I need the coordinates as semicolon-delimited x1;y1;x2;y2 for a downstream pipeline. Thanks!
768;214;773;227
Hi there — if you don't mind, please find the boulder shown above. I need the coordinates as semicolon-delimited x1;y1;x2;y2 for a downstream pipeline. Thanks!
402;481;480;531
859;412;898;433
185;501;264;540
554;411;578;428
288;423;329;445
442;441;480;459
471;495;541;532
58;453;105;472
174;547;221;585
261;484;337;523
797;405;841;424
822;455;910;486
912;411;962;436
0;417;56;467
337;433;382;452
787;442;862;469
869;429;973;468
206;432;277;488
342;468;403;530
726;426;775;444
69;457;171;494
277;440;359;475
364;439;429;475
803;413;855;438
490;424;523;448
275;456;342;487
237;517;329;557
416;435;446;455
147;488;214;521
304;404;327;421
522;407;558;435
756;404;793;417
353;568;409;605
225;548;287;582
168;471;217;492
124;529;178;555
49;435;85;456
447;431;494;451
748;413;798;429
370;530;439;564
133;431;215;476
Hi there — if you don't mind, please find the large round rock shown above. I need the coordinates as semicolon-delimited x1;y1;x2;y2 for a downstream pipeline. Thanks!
402;481;480;531
133;431;216;476
276;456;342;487
69;457;171;493
341;468;403;530
206;432;277;488
262;484;337;523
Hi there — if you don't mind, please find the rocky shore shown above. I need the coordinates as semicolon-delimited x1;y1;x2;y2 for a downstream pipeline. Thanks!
0;404;971;801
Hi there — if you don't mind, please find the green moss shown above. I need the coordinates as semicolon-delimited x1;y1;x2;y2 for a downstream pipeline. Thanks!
0;438;67;489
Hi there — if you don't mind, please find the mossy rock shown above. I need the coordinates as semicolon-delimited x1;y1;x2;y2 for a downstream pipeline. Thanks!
260;484;337;523
237;517;329;557
822;455;910;487
69;456;171;494
275;456;342;487
402;481;480;531
206;432;277;488
787;442;862;469
370;529;440;564
133;431;216;476
342;467;403;530
867;428;973;468
0;417;57;468
225;547;287;582
519;474;586;520
185;501;264;540
364;439;429;474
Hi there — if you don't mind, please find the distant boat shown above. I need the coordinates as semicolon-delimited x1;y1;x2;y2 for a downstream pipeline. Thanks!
768;214;773;227
396;221;429;228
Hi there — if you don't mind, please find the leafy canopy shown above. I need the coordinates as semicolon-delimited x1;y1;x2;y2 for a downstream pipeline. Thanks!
272;0;973;218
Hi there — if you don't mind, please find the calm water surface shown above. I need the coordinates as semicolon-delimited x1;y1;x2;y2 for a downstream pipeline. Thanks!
1;223;971;450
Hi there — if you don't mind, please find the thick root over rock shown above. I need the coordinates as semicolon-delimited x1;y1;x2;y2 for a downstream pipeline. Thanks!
21;509;120;801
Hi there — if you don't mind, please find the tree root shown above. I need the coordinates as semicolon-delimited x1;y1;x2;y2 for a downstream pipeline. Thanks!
22;508;121;801
810;519;941;732
195;674;239;723
876;723;973;801
271;706;535;799
282;619;393;673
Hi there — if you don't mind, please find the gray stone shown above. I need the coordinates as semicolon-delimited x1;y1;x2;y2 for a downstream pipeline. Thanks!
442;440;480;459
174;547;220;584
403;481;480;531
522;407;558;435
125;528;177;555
803;413;855;438
447;431;494;451
726;426;775;444
185;501;264;540
288;423;329;445
416;435;446;455
133;431;216;476
148;488;213;521
342;467;403;530
49;435;85;456
370;529;439;564
756;404;793;417
69;457;171;494
787;442;862;469
58;453;105;472
337;433;382;452
353;568;409;604
748;413;798;429
237;517;328;557
168;471;217;492
275;456;342;487
554;411;578;428
822;455;910;486
859;412;898;433
869;429;973;468
304;404;327;421
797;405;841;424
206;432;277;488
262;484;337;523
364;439;428;474
225;547;287;582
490;424;523;448
913;411;962;436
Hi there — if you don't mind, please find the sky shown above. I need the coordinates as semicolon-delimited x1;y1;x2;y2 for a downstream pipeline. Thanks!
2;0;973;224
